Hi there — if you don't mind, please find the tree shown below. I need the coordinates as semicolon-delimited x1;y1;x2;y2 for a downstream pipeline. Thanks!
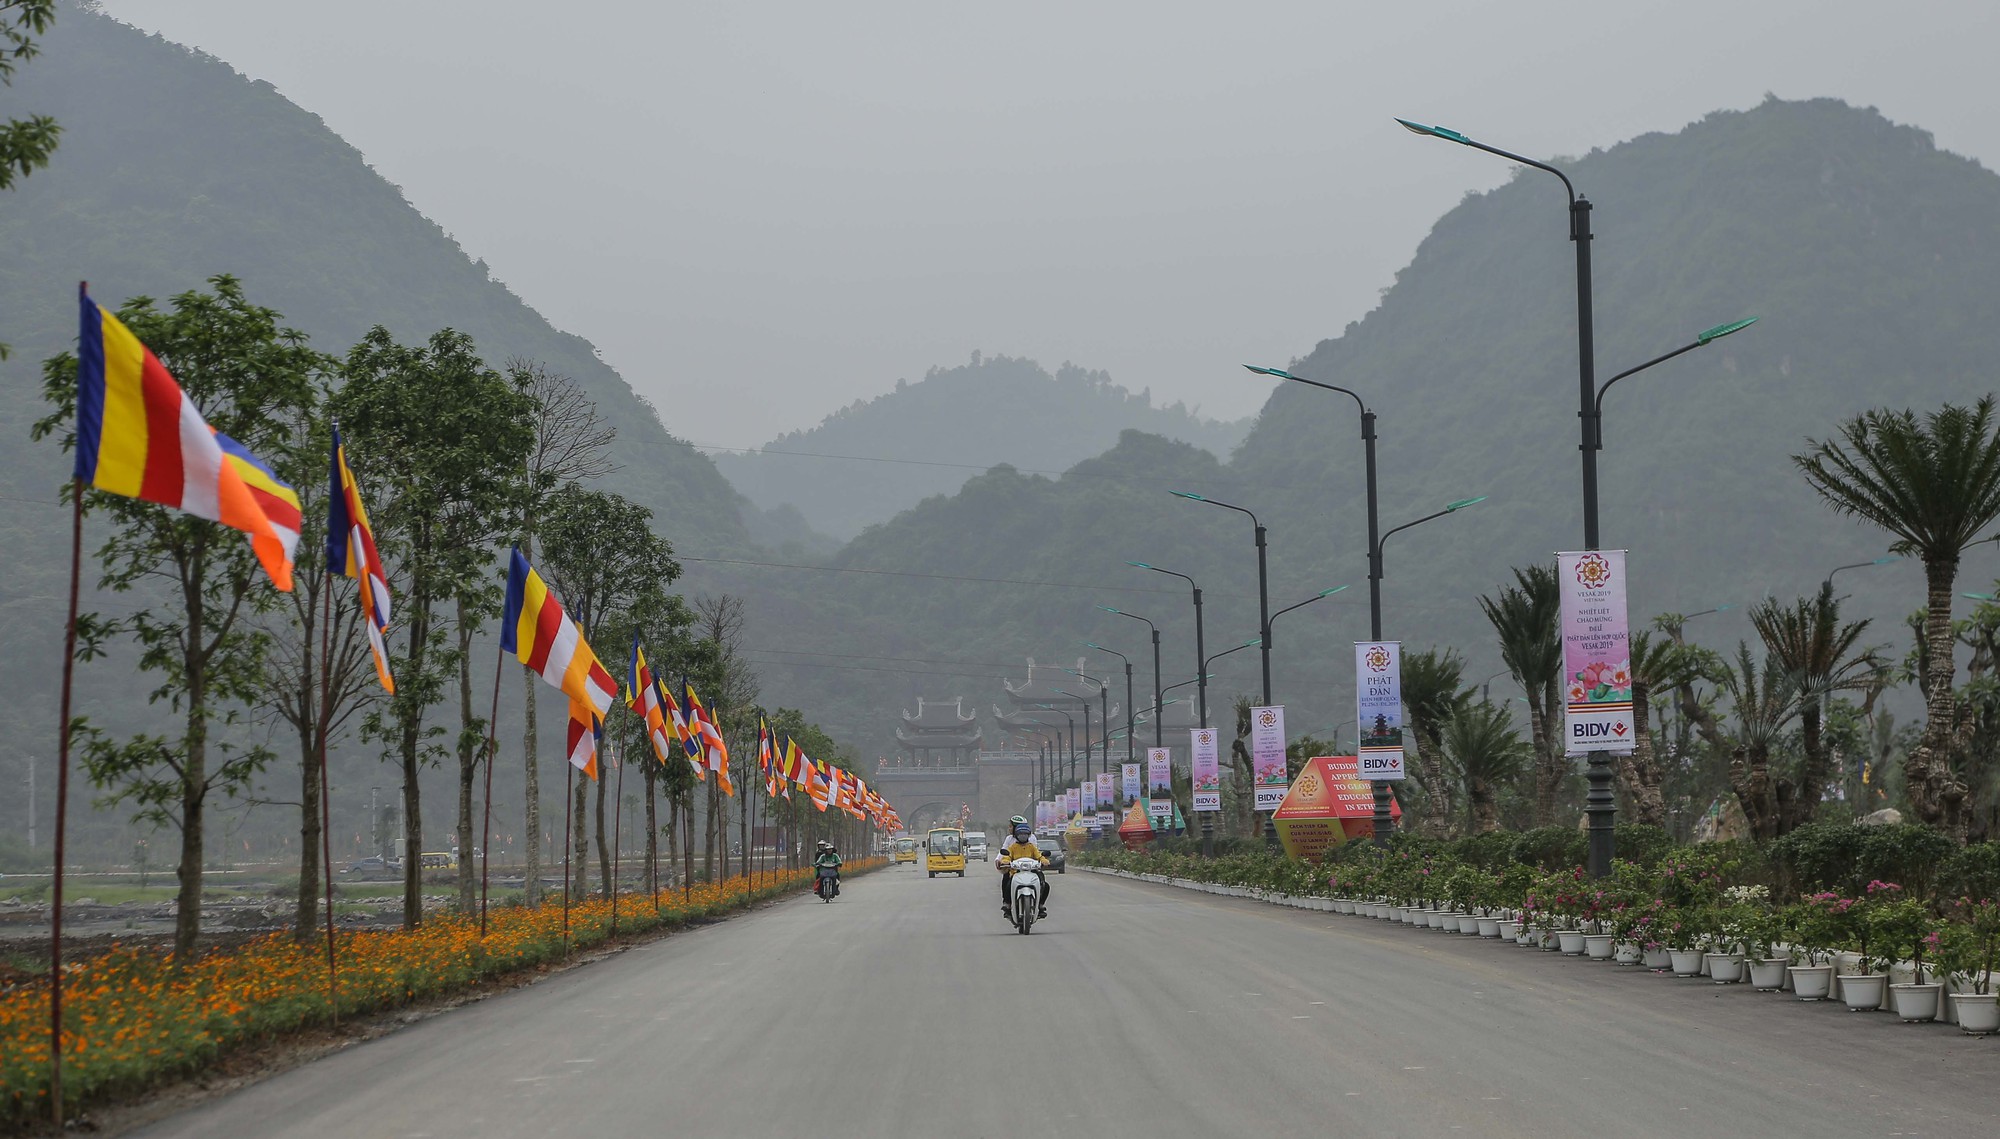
511;360;616;905
1400;648;1469;836
1717;642;1802;843
0;0;58;192
334;327;535;928
257;407;379;942
1443;701;1529;833
1749;586;1882;833
1621;631;1705;827
1797;399;2000;835
692;594;757;881
32;276;323;960
1478;565;1565;826
537;485;680;899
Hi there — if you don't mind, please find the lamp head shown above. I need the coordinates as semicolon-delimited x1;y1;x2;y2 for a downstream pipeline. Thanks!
1319;585;1350;597
1242;364;1295;380
1395;117;1472;145
1126;561;1153;570
1445;495;1488;511
1872;557;1900;566
1696;317;1758;345
1170;491;1207;502
1096;605;1121;615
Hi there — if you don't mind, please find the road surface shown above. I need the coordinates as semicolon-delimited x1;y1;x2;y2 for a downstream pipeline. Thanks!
133;862;1997;1138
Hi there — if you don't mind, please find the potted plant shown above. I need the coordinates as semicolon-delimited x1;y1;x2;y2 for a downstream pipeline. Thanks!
1785;895;1841;1000
1835;881;1902;1012
1875;892;1943;1022
1936;898;2000;1034
1738;899;1791;991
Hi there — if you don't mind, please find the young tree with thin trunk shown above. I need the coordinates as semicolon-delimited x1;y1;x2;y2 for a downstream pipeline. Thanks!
1749;586;1881;833
32;277;323;961
1797;399;2000;836
1443;700;1529;833
335;328;535;928
1478;565;1565;826
1401;648;1469;837
693;594;757;880
510;360;616;904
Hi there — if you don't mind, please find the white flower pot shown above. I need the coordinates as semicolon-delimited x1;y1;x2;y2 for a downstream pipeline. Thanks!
1613;942;1643;965
1642;947;1671;970
1496;919;1519;940
1706;953;1745;984
1748;959;1789;991
1668;949;1706;977
1789;964;1835;1000
1332;899;1351;914
1478;917;1501;938
1457;914;1482;935
1889;982;1943;1023
1557;930;1587;955
1838;973;1888;1012
1538;929;1562;951
1949;991;1999;1035
1583;934;1616;960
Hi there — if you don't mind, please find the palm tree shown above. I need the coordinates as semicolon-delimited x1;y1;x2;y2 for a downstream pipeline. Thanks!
1479;565;1565;825
1796;398;2000;834
1716;642;1801;843
1622;631;1702;828
1401;648;1470;836
1749;586;1881;833
1444;701;1530;833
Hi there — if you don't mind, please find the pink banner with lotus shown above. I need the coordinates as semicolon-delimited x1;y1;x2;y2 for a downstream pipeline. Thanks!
1557;549;1634;754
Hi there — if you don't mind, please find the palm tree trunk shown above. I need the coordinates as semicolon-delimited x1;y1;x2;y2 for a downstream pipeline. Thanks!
1620;678;1667;827
1907;557;1971;833
1525;693;1557;827
1469;777;1499;833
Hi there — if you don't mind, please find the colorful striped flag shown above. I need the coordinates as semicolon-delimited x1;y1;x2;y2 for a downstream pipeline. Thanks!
326;424;393;692
685;685;733;796
758;720;776;797
657;680;704;778
627;637;675;767
74;287;301;590
500;548;615;716
565;698;601;780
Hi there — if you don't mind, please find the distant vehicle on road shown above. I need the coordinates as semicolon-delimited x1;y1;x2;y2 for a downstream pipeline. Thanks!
1037;840;1066;874
343;856;399;877
925;828;966;878
964;831;989;861
894;837;919;865
419;851;456;870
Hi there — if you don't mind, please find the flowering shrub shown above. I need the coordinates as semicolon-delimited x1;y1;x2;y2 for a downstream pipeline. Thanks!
0;860;878;1123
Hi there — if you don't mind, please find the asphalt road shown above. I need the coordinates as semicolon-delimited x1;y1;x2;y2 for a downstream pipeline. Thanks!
133;862;1997;1139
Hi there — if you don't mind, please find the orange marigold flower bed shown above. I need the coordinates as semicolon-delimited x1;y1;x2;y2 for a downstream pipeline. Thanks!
0;859;881;1123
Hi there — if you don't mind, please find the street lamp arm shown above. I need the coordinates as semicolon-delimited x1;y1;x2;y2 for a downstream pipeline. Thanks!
1395;119;1578;201
1593;339;1704;417
1127;561;1196;589
1170;491;1259;529
1242;366;1367;419
1377;509;1451;559
1270;585;1349;624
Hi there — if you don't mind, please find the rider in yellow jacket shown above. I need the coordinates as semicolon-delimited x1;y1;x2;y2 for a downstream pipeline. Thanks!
997;818;1050;919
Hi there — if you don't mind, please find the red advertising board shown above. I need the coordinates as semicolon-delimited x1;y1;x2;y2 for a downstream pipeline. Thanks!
1271;756;1402;860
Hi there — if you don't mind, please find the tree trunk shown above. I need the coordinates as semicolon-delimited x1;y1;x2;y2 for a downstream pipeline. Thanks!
1619;677;1666;828
1524;693;1557;827
1906;557;1971;834
703;779;717;881
644;763;658;895
1412;726;1450;837
573;777;590;899
398;573;432;930
1729;742;1780;843
295;715;321;942
455;602;478;914
1469;777;1499;833
595;751;612;897
174;661;209;962
523;681;540;905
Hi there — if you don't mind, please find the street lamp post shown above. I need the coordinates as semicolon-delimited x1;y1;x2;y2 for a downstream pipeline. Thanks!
1243;366;1381;636
1365;496;1487;839
1063;669;1112;781
1127;563;1206;729
1170;493;1272;706
1193;636;1261;857
1098;606;1164;749
1824;556;1899;596
1056;688;1095;782
1083;642;1137;767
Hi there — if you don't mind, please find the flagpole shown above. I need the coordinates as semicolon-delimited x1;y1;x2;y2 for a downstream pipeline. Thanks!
316;571;340;1025
610;706;626;937
49;477;83;1126
478;646;504;937
560;757;573;957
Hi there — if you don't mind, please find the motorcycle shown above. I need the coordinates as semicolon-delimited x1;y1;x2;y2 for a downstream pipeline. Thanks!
1005;857;1045;934
814;866;840;902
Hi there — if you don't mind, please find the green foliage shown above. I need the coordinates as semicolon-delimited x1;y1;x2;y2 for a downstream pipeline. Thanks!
0;0;58;199
1510;826;1584;872
1771;821;1959;899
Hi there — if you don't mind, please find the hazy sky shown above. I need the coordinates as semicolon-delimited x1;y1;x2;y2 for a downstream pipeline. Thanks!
96;0;2000;448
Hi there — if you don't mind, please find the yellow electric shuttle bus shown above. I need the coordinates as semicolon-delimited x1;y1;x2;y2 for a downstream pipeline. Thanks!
925;827;966;877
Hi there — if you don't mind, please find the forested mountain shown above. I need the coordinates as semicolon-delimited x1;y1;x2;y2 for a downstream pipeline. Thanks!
711;354;1250;540
747;97;2000;761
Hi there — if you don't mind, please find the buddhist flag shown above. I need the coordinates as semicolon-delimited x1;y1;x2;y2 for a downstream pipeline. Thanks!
565;698;601;780
628;637;675;767
805;757;831;812
758;720;777;797
74;286;301;590
501;548;615;716
686;685;733;795
659;680;703;775
327;424;394;692
780;738;803;798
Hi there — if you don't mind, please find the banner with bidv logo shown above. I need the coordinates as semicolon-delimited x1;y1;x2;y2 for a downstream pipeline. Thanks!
1096;772;1115;807
1147;747;1174;820
1558;550;1635;754
1355;642;1406;781
1250;705;1289;810
1121;762;1142;802
1080;779;1097;813
1190;727;1221;812
1066;787;1081;818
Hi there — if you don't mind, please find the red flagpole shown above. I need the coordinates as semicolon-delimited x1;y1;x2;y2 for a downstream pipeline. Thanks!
49;478;83;1126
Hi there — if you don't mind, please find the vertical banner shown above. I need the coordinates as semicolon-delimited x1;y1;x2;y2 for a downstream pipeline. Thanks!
1190;727;1221;812
1095;771;1115;808
1036;801;1049;830
1121;762;1142;802
1066;787;1081;818
1081;779;1098;813
1558;550;1635;754
1146;747;1174;821
1250;705;1289;811
1355;642;1406;781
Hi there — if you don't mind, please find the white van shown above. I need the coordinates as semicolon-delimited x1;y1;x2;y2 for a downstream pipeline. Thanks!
963;831;989;861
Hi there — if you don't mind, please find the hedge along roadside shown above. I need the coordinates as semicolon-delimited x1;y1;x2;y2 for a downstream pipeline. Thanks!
0;859;883;1125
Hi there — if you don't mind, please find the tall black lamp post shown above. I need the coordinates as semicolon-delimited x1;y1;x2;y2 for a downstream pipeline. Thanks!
1127;563;1206;730
1097;605;1164;749
1169;493;1272;706
1082;642;1137;768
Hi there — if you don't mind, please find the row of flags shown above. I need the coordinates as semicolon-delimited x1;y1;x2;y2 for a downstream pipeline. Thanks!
71;286;898;833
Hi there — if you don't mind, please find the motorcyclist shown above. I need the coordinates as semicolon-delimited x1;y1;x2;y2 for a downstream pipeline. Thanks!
997;817;1049;919
813;839;842;897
